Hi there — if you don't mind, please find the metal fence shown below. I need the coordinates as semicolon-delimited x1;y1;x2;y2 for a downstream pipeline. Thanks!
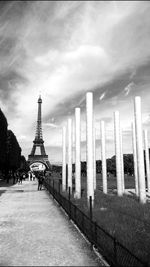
43;179;148;267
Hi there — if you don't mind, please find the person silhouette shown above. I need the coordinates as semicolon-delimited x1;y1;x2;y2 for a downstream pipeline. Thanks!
38;173;44;190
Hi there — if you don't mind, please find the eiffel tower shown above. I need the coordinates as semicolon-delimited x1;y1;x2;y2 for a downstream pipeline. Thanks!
28;95;51;169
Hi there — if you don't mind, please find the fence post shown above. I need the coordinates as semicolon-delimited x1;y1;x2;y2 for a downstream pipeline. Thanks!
74;205;77;223
114;237;118;266
89;196;93;221
48;178;50;191
82;212;84;232
50;179;52;194
89;196;93;245
59;179;62;206
49;178;50;192
69;186;71;219
69;186;71;201
94;221;97;247
58;179;61;194
53;180;54;199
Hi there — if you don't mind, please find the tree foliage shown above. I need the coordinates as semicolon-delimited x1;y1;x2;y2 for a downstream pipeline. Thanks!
0;108;27;175
123;154;134;175
0;109;8;170
6;130;22;171
20;155;30;172
79;154;134;176
107;156;116;175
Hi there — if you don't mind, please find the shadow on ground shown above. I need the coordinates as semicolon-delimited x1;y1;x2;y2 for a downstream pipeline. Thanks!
0;178;16;197
0;178;15;186
0;189;6;197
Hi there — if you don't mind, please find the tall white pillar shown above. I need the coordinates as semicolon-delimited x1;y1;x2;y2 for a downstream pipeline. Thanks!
75;108;81;198
114;111;122;196
93;128;96;190
86;92;94;204
68;118;72;193
62;126;66;191
144;129;150;193
101;120;107;194
134;96;146;204
132;121;139;196
120;129;125;193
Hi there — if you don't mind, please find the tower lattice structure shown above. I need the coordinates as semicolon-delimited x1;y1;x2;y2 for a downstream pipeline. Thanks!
28;96;51;169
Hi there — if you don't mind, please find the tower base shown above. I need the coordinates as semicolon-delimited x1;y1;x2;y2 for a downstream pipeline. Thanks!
28;155;51;170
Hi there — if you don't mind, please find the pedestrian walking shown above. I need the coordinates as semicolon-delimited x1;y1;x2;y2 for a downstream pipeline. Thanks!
17;174;21;184
13;172;16;184
28;171;31;181
6;172;11;184
32;173;35;181
15;172;19;183
37;173;44;191
18;173;23;184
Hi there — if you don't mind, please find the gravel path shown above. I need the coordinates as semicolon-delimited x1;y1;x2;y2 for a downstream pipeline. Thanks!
0;180;105;266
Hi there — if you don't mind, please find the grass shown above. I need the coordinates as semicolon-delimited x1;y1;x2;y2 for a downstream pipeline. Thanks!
48;172;150;264
73;191;150;262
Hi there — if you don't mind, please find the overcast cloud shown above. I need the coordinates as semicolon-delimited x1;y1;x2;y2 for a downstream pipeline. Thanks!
0;1;150;163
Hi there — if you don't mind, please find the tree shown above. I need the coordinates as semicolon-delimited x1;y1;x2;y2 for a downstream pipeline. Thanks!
20;155;30;172
81;161;86;175
107;156;116;176
6;130;22;172
123;154;134;175
96;160;102;173
0;109;8;172
0;108;25;178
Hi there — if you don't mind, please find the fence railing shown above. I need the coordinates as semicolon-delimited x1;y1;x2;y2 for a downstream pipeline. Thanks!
43;179;148;267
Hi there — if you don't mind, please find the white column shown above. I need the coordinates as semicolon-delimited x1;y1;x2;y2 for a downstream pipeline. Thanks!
93;128;96;190
120;129;125;193
62;126;66;191
75;108;81;198
101;120;107;194
114;111;122;196
144;129;150;193
132;121;139;196
68;118;72;193
134;96;146;204
86;92;94;204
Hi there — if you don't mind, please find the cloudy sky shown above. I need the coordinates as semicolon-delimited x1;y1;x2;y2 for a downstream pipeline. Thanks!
0;1;150;164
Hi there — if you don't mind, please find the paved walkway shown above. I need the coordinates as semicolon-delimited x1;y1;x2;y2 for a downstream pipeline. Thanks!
0;180;105;266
